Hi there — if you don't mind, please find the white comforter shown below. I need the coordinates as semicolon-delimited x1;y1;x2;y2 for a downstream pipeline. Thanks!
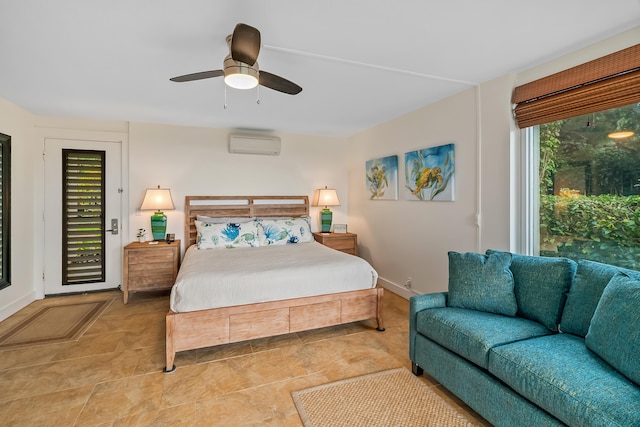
170;241;379;312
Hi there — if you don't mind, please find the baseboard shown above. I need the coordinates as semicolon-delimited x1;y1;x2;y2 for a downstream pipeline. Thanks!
377;277;421;300
0;291;39;322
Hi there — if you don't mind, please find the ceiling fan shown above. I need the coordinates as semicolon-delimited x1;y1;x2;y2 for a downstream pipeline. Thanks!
170;23;302;95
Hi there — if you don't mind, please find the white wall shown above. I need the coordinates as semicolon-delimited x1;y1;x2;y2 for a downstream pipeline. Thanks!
0;98;37;320
347;27;639;298
127;122;349;253
347;89;480;298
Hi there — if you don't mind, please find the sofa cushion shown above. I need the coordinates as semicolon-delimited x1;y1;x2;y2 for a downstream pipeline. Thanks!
488;250;576;332
585;272;640;386
415;307;551;369
489;333;640;426
560;260;640;337
448;251;517;316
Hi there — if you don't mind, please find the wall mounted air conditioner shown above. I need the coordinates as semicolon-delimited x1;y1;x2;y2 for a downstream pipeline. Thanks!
228;134;281;155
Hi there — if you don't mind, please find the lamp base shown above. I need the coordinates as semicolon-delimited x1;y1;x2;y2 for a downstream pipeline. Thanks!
150;211;167;241
320;208;333;233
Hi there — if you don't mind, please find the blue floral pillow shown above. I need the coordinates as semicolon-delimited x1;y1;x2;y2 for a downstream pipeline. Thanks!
256;217;313;246
195;220;259;249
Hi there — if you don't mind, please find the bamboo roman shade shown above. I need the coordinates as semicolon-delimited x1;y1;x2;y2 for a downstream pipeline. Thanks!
512;44;640;128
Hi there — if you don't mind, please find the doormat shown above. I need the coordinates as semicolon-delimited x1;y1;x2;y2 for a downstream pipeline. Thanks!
292;368;479;427
0;299;114;349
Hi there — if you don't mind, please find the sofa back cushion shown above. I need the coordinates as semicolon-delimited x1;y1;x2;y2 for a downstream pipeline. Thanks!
560;260;640;337
448;251;517;316
585;272;640;386
487;250;576;331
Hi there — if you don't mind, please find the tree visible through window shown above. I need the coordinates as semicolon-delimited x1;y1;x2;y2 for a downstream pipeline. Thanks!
537;102;640;270
0;133;10;290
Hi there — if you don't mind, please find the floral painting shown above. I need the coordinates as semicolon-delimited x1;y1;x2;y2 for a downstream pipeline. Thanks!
366;155;398;200
404;144;455;201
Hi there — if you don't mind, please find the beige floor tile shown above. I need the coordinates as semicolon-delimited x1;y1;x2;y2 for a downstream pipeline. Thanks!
0;348;139;401
0;385;93;426
0;288;489;426
113;402;197;426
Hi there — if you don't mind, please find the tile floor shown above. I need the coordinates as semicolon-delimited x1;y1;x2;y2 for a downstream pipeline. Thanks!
0;289;489;426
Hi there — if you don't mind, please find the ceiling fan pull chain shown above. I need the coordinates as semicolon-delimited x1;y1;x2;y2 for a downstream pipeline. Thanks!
256;84;261;105
224;84;228;109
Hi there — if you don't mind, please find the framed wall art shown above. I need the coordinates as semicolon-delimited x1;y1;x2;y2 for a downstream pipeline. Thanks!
365;155;398;200
404;143;455;201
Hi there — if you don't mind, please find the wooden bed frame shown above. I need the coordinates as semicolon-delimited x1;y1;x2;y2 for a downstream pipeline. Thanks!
164;195;385;373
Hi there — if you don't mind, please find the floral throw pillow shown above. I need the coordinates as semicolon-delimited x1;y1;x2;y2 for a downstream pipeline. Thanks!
195;220;259;249
256;216;313;246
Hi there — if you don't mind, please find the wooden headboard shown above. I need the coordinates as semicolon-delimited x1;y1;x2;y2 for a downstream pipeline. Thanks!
184;195;310;248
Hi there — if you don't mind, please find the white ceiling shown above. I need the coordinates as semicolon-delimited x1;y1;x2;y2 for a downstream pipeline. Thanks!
1;1;639;137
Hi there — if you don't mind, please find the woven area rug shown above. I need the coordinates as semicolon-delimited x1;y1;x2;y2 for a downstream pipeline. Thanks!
292;368;477;427
0;299;113;349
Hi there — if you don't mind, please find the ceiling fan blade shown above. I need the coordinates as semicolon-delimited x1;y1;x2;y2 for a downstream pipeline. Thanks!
231;23;261;66
259;71;302;95
170;70;224;82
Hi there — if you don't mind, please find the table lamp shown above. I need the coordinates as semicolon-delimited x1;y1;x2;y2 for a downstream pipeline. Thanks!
140;185;175;241
314;186;340;233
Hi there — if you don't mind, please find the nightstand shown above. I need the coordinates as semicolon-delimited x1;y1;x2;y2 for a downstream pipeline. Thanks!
313;232;358;256
122;240;180;304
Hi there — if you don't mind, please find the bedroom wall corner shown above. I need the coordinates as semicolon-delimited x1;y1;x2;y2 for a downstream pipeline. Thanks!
478;74;516;253
347;88;480;297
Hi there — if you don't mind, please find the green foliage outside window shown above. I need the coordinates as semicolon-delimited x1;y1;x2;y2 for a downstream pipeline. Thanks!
538;103;640;270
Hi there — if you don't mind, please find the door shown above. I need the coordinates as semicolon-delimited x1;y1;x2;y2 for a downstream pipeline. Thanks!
44;138;122;295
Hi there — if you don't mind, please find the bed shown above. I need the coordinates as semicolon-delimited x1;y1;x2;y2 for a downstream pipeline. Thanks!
164;195;385;373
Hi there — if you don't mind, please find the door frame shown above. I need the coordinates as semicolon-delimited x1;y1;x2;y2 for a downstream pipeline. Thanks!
35;126;129;299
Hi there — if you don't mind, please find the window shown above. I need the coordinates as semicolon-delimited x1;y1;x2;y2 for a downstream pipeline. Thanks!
0;133;10;290
514;44;640;270
528;103;640;270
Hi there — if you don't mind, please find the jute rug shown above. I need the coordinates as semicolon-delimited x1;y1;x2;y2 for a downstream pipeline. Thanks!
0;299;113;349
292;368;477;427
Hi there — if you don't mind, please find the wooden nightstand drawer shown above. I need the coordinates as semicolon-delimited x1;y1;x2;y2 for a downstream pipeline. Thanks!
128;273;176;290
123;240;180;303
128;249;175;264
323;237;356;252
128;261;173;275
313;232;358;256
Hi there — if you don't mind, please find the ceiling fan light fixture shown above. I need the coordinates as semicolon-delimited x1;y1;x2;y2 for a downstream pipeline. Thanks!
224;70;258;89
170;24;301;95
224;56;259;90
608;130;634;140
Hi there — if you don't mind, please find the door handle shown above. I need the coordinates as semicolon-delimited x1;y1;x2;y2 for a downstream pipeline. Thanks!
105;218;119;235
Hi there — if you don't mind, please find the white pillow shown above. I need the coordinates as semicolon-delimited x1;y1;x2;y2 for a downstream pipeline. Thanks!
256;216;313;246
195;220;259;249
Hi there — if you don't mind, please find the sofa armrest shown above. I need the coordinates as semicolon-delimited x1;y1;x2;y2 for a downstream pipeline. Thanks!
409;292;448;361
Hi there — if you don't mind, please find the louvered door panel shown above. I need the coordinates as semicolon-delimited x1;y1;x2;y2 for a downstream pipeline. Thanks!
62;150;105;285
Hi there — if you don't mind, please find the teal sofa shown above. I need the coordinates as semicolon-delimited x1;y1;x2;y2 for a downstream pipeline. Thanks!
409;251;640;426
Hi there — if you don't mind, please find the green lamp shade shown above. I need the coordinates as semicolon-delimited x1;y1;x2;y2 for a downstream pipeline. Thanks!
320;208;333;233
150;211;167;241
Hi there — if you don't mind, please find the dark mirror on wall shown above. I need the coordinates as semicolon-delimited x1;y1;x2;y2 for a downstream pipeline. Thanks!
0;132;11;290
